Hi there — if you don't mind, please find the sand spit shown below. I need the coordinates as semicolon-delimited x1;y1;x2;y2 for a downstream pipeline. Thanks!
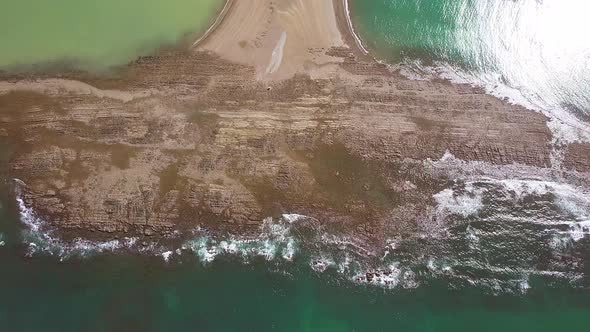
198;0;345;80
1;0;590;254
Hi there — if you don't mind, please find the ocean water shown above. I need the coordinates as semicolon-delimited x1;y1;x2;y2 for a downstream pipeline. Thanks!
1;205;590;331
0;250;589;331
3;161;590;330
350;0;590;143
2;0;590;330
0;0;223;71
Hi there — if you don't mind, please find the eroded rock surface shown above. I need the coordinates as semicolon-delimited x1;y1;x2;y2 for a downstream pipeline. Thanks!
1;0;589;249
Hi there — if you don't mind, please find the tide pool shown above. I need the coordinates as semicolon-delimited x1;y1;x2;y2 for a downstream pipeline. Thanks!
0;0;223;71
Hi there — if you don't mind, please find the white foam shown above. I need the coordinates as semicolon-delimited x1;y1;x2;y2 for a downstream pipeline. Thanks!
465;225;481;248
353;263;419;289
282;238;296;261
519;278;531;293
508;182;590;242
11;177;589;292
310;256;336;273
426;150;563;184
125;237;138;247
439;150;456;162
497;179;557;197
281;214;305;224
433;176;590;244
434;183;485;218
461;260;581;282
566;220;590;242
400;60;590;144
14;176;310;263
549;233;572;251
13;179;162;259
161;251;173;262
338;253;352;274
181;213;309;264
219;240;239;254
343;0;369;54
493;180;590;228
184;237;218;263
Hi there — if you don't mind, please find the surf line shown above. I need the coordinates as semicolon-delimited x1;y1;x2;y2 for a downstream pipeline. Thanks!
192;0;235;47
343;0;369;54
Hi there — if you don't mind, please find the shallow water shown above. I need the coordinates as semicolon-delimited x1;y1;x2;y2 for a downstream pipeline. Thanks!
2;1;590;330
350;0;590;139
0;0;223;71
3;161;590;330
0;251;589;332
1;212;590;331
2;187;590;332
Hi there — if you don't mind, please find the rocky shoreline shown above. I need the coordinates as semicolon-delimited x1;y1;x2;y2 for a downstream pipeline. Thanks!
1;0;590;254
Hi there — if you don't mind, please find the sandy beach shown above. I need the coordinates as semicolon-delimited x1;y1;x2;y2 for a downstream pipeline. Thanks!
197;0;345;80
1;0;590;252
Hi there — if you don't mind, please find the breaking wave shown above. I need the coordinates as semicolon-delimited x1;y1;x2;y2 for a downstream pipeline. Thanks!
432;178;590;237
12;159;590;293
397;61;590;145
351;0;590;145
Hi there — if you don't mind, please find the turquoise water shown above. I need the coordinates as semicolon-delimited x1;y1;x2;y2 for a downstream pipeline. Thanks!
2;0;590;330
0;225;589;331
350;0;590;129
2;180;590;331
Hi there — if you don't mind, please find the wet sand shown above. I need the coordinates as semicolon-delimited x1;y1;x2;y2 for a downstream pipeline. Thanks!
198;0;345;80
1;0;590;252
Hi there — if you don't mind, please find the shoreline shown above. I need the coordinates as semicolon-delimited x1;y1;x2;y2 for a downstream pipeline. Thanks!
2;0;590;274
191;0;234;48
337;0;590;146
342;0;369;55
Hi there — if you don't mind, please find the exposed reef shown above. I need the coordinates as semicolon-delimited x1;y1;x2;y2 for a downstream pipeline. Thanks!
1;0;589;257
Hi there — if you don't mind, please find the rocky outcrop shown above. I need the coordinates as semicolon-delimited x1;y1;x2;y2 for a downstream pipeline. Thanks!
1;0;589;244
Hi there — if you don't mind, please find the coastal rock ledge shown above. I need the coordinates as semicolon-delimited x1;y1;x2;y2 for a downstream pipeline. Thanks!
1;0;589;248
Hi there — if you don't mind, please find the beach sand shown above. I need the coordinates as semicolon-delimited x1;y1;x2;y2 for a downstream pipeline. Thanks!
198;0;345;80
1;0;590;251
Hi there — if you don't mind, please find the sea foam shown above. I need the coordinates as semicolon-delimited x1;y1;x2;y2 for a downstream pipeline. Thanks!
398;60;590;145
12;177;590;292
433;177;590;239
182;214;303;264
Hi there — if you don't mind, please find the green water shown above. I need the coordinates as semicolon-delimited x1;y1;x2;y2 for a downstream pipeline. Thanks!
0;239;589;331
0;247;589;331
0;0;223;71
350;0;590;123
1;188;590;331
2;1;590;330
